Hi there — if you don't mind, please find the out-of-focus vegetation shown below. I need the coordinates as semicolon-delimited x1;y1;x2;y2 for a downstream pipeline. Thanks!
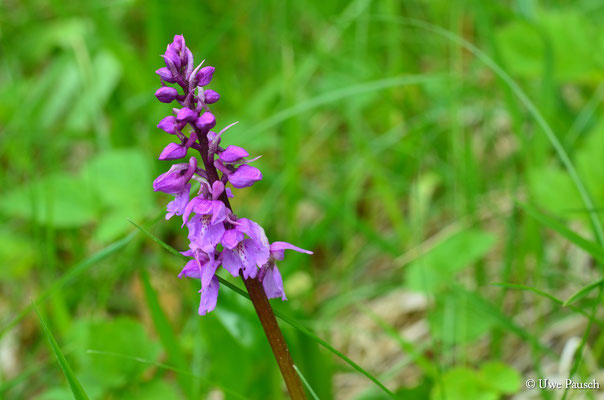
1;0;604;399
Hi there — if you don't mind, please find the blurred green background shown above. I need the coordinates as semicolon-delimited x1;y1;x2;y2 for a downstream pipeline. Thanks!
1;0;604;399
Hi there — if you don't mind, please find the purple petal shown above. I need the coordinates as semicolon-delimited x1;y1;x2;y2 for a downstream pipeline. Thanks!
221;249;242;277
200;258;219;289
164;48;181;69
159;142;187;160
166;184;190;220
204;89;220;104
219;145;249;163
177;107;198;122
225;188;234;198
178;259;200;279
157;116;178;135
269;241;313;261
198;276;219;315
236;218;270;253
155;86;179;103
211;181;224;200
228;164;262;188
197;66;215;87
221;229;244;249
153;163;189;194
262;266;287;301
240;239;261;279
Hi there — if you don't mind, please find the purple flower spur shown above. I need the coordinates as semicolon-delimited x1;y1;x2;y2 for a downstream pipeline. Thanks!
152;35;312;315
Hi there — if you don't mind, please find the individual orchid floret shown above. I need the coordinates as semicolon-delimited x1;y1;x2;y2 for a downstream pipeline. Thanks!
195;112;216;133
219;145;249;163
155;86;179;103
153;157;197;194
159;142;187;160
215;162;263;189
176;107;198;122
197;66;215;86
157;116;179;135
166;184;191;220
178;249;221;315
182;182;229;253
221;218;270;279
156;67;177;83
259;242;313;300
204;89;220;104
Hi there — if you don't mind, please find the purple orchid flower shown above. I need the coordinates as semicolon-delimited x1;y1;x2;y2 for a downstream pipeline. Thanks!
153;35;312;315
259;242;313;300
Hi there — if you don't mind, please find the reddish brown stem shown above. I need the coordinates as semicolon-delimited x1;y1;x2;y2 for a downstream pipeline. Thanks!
193;126;306;399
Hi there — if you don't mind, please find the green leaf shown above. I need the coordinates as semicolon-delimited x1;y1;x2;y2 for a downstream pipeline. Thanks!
405;229;495;293
33;303;90;400
70;317;161;390
431;367;497;400
85;149;153;240
479;361;521;394
563;279;604;307
428;289;495;344
0;172;99;228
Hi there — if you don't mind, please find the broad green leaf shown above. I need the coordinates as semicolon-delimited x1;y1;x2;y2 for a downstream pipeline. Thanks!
405;229;495;293
0;172;99;228
69;317;160;391
85;149;153;240
431;367;497;400
428;289;495;344
479;361;521;395
33;304;90;400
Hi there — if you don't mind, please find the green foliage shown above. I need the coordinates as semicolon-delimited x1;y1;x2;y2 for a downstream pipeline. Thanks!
405;229;496;293
431;362;521;400
2;1;604;398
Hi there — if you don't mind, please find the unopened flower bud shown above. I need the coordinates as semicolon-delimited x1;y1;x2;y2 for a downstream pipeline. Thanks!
204;89;220;104
194;112;216;132
159;142;188;160
156;67;176;83
155;87;179;103
197;66;215;86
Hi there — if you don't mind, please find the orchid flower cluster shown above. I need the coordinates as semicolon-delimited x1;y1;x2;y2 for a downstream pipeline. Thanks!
152;35;312;315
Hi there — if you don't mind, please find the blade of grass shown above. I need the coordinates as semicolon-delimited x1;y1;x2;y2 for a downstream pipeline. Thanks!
493;283;603;327
518;202;604;266
245;74;444;138
129;220;397;399
33;302;90;400
563;279;604;307
371;15;604;247
293;365;319;400
86;350;247;400
0;230;138;339
139;268;192;397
